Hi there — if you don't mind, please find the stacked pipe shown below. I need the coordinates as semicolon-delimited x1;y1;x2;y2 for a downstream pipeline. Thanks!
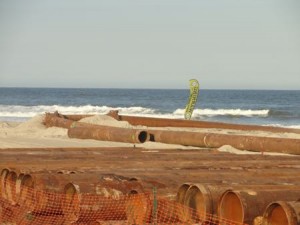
175;183;300;224
2;147;300;223
1;168;150;224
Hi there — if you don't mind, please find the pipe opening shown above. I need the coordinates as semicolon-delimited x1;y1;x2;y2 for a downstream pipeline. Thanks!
16;173;25;195
1;168;9;197
6;171;17;203
264;203;289;225
19;174;34;203
219;191;244;224
176;183;191;204
149;134;155;142
138;131;148;143
185;185;206;220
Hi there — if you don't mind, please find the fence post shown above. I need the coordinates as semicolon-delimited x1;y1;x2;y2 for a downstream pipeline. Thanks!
152;187;157;225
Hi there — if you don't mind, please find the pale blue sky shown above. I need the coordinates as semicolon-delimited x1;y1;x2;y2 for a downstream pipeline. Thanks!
0;0;299;89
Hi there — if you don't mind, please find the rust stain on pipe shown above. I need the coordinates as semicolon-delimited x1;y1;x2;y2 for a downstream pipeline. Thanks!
262;201;300;225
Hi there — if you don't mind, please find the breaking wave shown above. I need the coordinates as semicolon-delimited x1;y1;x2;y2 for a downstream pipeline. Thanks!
0;105;156;118
174;108;270;117
0;105;271;119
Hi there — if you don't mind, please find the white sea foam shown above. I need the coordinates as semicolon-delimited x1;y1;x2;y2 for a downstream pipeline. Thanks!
173;108;270;117
265;124;300;129
0;105;270;118
0;105;155;118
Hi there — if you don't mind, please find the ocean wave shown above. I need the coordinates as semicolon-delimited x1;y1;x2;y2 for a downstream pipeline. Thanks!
173;108;270;117
0;105;156;118
0;105;271;119
265;124;300;129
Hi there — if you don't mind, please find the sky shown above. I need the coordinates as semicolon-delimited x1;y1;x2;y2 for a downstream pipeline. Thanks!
0;0;299;89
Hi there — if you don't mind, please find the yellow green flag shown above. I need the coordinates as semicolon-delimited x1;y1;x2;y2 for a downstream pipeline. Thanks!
184;79;199;120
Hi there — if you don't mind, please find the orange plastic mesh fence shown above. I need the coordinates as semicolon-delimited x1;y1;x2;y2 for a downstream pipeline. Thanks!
0;179;247;224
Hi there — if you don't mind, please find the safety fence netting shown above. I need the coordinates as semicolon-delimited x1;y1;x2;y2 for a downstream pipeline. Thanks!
0;186;247;225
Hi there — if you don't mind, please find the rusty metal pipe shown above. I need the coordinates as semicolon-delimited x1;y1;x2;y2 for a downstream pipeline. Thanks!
106;111;300;134
218;189;300;224
150;129;300;154
262;201;300;225
44;112;76;129
64;111;300;134
183;184;227;222
68;125;149;144
183;184;300;223
62;181;147;223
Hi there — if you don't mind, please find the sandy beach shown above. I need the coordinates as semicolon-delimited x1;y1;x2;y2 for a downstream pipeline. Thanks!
1;114;299;155
0;114;202;149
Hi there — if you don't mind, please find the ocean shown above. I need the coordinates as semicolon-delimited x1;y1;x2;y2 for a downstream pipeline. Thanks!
0;88;299;128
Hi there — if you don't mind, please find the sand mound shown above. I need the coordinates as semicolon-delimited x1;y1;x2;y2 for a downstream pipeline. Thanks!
218;145;293;156
218;145;259;155
79;115;135;128
16;114;46;130
0;115;68;139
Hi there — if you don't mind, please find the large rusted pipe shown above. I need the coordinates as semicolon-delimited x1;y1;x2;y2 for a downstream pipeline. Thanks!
63;111;300;134
44;112;76;129
105;111;300;134
218;189;300;224
183;184;226;223
262;201;300;225
125;191;152;225
150;129;300;154
17;173;67;215
62;180;147;223
183;184;300;224
68;125;149;143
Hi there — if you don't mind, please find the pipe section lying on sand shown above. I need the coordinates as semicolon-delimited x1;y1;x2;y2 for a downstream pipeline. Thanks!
44;112;300;153
218;189;300;224
44;112;75;129
44;112;149;143
150;129;300;154
64;111;300;134
105;110;300;134
262;201;300;225
68;125;149;144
